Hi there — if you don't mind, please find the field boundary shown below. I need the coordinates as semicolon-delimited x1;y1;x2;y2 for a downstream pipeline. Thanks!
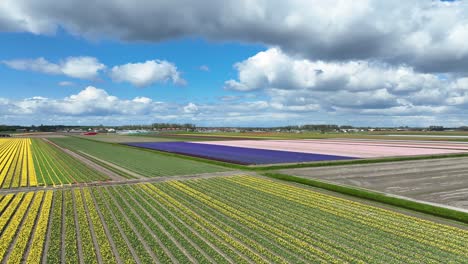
0;171;249;195
263;172;468;224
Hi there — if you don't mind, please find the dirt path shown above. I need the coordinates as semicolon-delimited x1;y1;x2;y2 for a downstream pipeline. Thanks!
0;170;248;195
42;139;126;181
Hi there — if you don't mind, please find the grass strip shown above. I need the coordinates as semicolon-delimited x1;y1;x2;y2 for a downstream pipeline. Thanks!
263;172;468;224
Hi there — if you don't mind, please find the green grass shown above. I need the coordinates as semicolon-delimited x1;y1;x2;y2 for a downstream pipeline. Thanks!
31;139;109;186
263;172;468;224
76;134;178;143
49;137;230;178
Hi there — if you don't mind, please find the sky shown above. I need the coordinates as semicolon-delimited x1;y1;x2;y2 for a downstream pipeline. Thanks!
1;0;468;127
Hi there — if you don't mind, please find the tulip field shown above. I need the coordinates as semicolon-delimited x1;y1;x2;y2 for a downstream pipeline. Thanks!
50;137;230;177
0;176;467;263
0;138;109;189
125;142;356;165
0;138;37;189
31;139;109;186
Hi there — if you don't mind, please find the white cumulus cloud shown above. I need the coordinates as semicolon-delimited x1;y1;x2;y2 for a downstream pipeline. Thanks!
1;56;105;79
225;47;468;116
110;60;186;87
2;1;468;72
61;57;105;79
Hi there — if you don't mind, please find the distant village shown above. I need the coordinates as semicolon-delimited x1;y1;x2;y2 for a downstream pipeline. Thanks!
1;123;468;136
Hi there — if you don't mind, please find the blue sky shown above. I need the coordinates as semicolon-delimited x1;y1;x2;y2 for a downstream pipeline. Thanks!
0;31;264;102
1;1;468;127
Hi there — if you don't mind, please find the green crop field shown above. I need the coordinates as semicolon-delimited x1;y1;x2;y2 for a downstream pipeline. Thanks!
31;139;109;186
179;131;468;142
76;134;179;143
50;137;230;177
0;176;467;263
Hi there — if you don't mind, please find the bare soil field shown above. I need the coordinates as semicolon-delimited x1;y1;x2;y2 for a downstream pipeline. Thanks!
279;157;468;210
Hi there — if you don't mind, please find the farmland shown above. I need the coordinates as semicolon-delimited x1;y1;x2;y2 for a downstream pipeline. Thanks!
280;156;468;210
31;139;110;186
0;138;113;189
196;139;468;158
0;138;37;189
1;134;468;263
50;137;230;177
124;138;468;165
126;141;356;165
76;134;179;143
0;176;467;263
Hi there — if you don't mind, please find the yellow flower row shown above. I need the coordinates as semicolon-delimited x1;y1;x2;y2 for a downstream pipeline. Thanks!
227;176;468;258
74;189;98;264
169;180;345;264
26;191;53;264
83;189;116;264
0;139;38;188
7;191;44;264
0;194;14;212
141;183;253;264
0;193;25;231
0;192;34;260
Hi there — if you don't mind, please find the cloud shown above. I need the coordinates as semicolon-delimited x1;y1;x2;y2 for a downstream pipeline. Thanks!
60;57;105;79
109;60;186;87
225;48;440;94
2;56;105;79
225;47;468;119
6;86;160;116
199;65;210;72
2;57;61;74
2;1;468;72
58;81;75;86
183;103;199;114
1;85;468;127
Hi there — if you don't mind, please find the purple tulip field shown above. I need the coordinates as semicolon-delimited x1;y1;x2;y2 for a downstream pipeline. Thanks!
125;141;357;165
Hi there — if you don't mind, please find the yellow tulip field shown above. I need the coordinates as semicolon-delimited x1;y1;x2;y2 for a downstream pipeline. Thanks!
0;176;467;263
0;139;37;189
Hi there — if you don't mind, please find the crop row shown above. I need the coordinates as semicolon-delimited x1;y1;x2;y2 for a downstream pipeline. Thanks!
31;139;109;186
0;176;467;263
0;138;38;189
126;141;355;165
50;137;230;177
